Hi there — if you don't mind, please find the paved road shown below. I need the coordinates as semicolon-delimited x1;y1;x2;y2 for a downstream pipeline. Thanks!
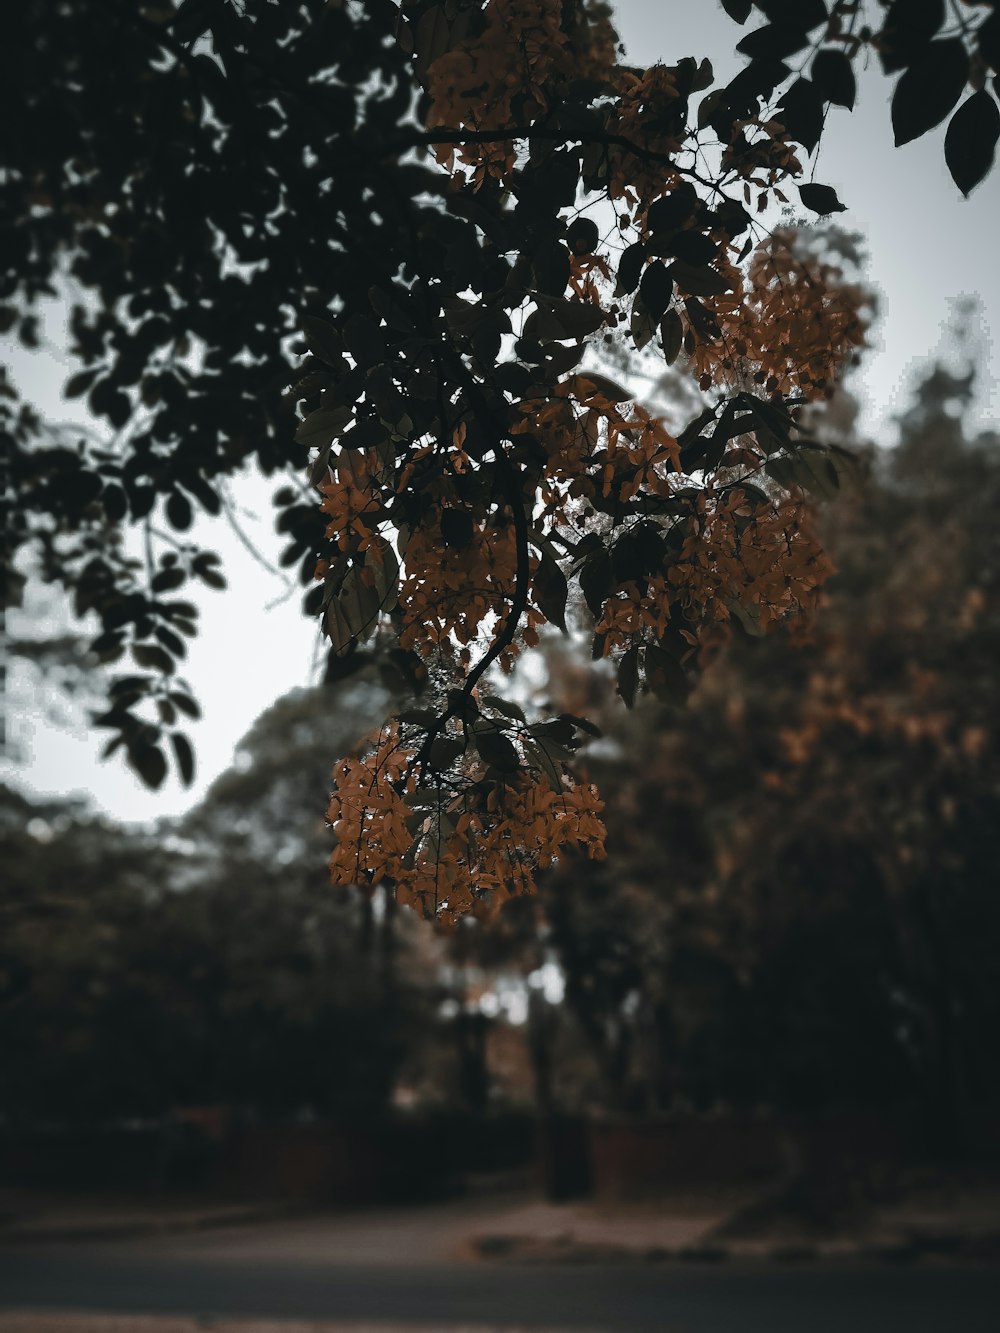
1;1224;998;1333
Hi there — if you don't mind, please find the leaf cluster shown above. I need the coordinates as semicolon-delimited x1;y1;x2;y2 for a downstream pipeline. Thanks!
720;0;1000;197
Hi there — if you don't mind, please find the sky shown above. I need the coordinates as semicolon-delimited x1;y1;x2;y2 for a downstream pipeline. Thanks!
614;0;1000;432
4;0;998;825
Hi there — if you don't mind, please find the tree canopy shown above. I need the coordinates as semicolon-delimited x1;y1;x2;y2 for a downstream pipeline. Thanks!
4;0;998;922
521;338;1000;1130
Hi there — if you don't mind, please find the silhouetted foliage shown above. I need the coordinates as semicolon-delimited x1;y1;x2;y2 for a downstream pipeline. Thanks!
3;1;995;919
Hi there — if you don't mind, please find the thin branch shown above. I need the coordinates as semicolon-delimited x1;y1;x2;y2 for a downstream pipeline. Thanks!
445;354;531;700
388;125;726;195
217;482;294;584
467;448;531;696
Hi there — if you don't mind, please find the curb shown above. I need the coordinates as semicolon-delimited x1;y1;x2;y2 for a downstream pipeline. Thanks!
470;1229;1000;1267
0;1201;306;1246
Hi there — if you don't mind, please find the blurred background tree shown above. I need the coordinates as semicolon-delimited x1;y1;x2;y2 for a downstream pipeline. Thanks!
453;307;1000;1153
0;669;438;1128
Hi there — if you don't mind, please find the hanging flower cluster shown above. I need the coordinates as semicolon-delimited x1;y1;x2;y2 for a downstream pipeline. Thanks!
683;229;868;400
328;719;606;924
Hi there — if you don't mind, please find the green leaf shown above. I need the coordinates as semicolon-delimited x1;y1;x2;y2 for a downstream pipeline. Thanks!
542;341;585;375
531;718;577;746
170;731;195;785
369;284;415;333
101;484;128;523
944;91;1000;196
617;644;640;708
397;708;438;727
878;0;945;75
300;315;344;366
184;476;220;515
338;566;382;646
341;417;389;449
579;547;614;618
776;77;825;153
543;296;606;339
666;259;731;297
429;735;464;770
472;320;502;367
744;394;794;447
677;404;721;466
979;12;999;71
721;0;752;21
324;600;353;657
166;491;192;531
367;539;399;610
151;567;186;593
295;406;353;449
482;695;527;723
811;48;856;109
64;367;100;399
700;401;738;471
612;522;663;582
660;308;683;365
647;186;698;233
764;454;796;490
413;4;451;77
309;445;332;487
667;230;719;267
892;39;969;146
798;183;847;216
446;689;481;722
169;691;201;720
133;642;175;674
443;297;485;335
474;726;520;771
614;241;646;297
534;551;569;632
645;643;692;704
710;198;753;239
528;734;574;785
639;260;674;321
630;296;658;351
558;712;601;738
155;625;186;658
756;0;828;32
684;297;721;341
772;444;842;500
572;373;633;403
697;87;727;131
343;312;385;370
127;742;167;790
566;217;600;256
441;508;474;550
737;24;810;63
532;239;572;297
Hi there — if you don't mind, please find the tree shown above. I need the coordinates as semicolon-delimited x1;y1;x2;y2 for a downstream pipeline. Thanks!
3;1;996;921
490;337;999;1139
0;676;436;1124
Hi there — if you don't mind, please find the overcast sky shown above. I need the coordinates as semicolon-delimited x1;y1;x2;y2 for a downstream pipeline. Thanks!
4;0;998;825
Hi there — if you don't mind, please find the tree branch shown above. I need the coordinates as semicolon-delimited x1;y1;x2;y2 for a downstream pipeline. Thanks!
444;354;531;700
386;125;725;194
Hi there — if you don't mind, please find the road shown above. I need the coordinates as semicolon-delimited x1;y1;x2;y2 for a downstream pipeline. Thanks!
0;1218;998;1333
